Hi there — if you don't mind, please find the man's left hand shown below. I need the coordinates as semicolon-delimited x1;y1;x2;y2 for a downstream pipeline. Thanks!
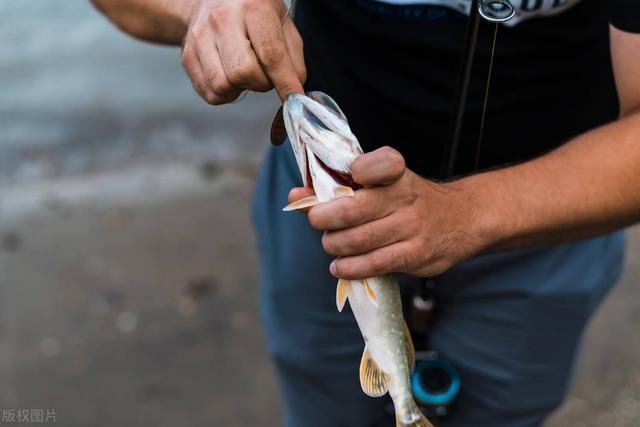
288;147;492;280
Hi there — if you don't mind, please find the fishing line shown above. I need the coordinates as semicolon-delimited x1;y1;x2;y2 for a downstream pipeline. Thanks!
474;22;499;171
282;0;295;25
443;0;514;178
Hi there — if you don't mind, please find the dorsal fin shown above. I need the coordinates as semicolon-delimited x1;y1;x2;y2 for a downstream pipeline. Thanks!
403;320;416;373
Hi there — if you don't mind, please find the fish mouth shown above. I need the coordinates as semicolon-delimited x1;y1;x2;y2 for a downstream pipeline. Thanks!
306;152;361;190
299;105;361;190
283;92;363;194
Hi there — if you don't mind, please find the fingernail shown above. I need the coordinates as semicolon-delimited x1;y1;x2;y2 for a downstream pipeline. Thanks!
329;260;338;278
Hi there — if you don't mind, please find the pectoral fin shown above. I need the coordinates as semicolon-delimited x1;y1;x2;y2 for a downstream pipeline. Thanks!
336;279;351;312
334;186;355;198
363;279;379;307
403;320;416;373
283;195;319;212
359;345;389;397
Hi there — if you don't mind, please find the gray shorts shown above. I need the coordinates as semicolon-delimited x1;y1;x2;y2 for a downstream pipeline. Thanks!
252;145;625;427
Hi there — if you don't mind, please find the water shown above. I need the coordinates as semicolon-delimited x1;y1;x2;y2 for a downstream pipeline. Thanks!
0;0;278;185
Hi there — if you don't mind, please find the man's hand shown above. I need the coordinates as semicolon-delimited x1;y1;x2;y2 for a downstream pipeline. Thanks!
288;147;491;280
92;0;306;105
182;0;306;104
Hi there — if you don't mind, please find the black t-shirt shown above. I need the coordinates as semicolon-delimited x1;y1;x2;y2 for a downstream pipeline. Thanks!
294;0;640;179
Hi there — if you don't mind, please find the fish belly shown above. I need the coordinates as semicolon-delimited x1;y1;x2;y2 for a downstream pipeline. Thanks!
348;278;407;380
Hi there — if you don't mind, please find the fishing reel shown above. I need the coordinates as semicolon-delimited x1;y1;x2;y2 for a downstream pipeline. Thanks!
411;352;461;418
396;278;461;419
408;281;461;418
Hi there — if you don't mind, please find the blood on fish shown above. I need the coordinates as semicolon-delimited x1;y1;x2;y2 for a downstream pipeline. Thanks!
315;154;362;191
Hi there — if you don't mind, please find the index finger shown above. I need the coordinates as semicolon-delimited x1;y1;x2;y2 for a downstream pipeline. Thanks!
245;6;304;100
308;187;396;231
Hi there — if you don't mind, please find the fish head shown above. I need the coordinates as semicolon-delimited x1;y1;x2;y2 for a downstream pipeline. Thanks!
282;92;363;202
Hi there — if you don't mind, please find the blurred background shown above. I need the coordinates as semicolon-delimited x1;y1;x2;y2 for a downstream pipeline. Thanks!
0;1;638;426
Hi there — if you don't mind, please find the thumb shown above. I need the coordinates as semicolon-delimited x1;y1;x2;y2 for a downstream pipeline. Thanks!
287;187;315;214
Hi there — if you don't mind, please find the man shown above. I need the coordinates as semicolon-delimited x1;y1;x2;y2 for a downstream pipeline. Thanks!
93;0;640;425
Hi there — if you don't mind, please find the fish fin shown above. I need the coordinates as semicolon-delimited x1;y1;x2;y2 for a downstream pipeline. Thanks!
359;345;389;397
395;410;434;427
403;320;416;373
334;186;355;198
362;279;379;307
336;279;351;312
282;195;319;212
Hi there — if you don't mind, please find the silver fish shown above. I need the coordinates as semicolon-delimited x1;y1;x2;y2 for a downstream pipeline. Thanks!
280;92;433;427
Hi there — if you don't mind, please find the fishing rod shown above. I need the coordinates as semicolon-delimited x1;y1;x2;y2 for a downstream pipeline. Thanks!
442;0;515;178
412;0;515;417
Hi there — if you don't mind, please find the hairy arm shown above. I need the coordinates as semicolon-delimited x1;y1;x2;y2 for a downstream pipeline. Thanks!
90;0;194;44
92;0;305;103
466;26;640;250
295;27;640;280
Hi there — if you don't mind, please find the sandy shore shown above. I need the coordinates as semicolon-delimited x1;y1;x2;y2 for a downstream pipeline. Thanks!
1;162;639;427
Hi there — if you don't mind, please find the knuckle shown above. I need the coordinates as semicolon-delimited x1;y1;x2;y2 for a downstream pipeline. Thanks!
407;186;419;205
352;195;367;214
307;210;324;229
190;21;208;41
244;0;266;13
397;247;414;272
294;30;304;49
389;246;410;273
207;6;231;29
298;66;307;84
210;76;233;95
260;40;286;66
321;233;338;255
390;155;406;176
353;227;374;252
401;181;418;206
369;251;388;273
181;44;194;64
227;60;254;86
346;231;362;253
337;205;358;226
381;146;405;173
339;233;359;255
299;65;308;83
203;91;221;105
254;80;273;93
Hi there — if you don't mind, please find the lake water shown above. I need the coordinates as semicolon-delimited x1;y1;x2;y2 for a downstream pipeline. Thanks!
0;0;278;185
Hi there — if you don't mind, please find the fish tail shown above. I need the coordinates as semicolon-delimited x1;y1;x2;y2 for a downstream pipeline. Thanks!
395;403;434;427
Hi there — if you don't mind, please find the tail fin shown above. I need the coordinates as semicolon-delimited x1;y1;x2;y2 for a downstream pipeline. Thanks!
396;409;434;427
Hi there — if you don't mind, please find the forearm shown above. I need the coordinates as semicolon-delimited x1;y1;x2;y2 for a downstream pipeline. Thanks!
463;111;640;251
91;0;196;45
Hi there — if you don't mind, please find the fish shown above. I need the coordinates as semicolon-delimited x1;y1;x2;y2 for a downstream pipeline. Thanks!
279;91;433;427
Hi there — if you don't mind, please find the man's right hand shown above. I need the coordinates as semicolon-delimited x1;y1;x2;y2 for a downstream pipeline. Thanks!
182;0;306;105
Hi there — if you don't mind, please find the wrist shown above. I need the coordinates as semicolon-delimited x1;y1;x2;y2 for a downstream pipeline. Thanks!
167;0;203;30
176;0;201;28
443;172;509;256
